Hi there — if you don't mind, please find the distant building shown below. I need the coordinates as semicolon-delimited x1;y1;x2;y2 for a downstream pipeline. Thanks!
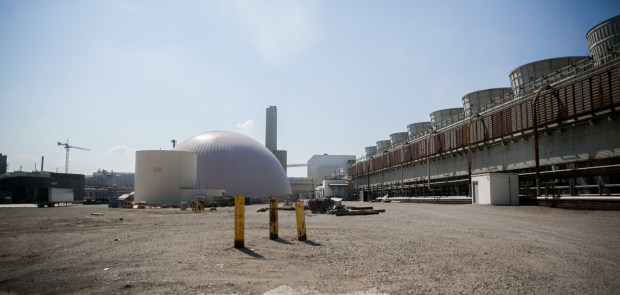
0;153;6;174
0;172;85;203
85;169;134;188
307;154;356;189
289;177;314;199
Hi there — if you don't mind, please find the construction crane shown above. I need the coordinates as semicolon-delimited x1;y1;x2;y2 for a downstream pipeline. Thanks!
57;140;89;174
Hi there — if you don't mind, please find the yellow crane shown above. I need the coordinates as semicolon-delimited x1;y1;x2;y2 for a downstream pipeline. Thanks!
57;140;89;174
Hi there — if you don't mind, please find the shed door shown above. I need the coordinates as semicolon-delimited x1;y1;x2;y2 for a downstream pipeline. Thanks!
472;181;479;204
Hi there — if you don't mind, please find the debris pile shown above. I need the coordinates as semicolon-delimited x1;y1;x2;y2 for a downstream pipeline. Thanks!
307;199;385;216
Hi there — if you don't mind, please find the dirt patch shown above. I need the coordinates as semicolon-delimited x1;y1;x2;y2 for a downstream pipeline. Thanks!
1;202;619;294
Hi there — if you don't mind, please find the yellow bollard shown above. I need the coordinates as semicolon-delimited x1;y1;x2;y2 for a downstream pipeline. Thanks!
269;199;278;239
294;200;307;241
234;195;245;248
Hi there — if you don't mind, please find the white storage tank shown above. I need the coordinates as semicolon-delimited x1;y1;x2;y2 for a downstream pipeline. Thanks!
462;88;512;116
407;122;432;136
376;140;391;151
390;132;408;144
471;173;519;205
134;150;197;204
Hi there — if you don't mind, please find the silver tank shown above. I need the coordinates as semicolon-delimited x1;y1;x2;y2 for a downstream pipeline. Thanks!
462;88;512;116
430;108;463;125
587;15;620;63
365;146;378;155
390;132;408;144
376;140;391;151
407;122;432;136
509;56;587;94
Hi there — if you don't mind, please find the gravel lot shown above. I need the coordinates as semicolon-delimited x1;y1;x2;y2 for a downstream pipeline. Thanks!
1;202;619;294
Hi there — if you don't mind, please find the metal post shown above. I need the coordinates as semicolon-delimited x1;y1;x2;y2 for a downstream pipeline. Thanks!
532;84;550;197
234;195;245;248
269;199;278;239
466;114;477;198
294;200;307;241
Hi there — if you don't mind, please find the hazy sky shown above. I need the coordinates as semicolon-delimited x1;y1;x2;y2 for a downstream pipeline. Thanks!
1;0;619;177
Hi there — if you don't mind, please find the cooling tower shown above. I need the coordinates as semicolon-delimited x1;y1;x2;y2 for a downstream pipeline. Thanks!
509;56;587;94
390;132;409;144
430;108;463;125
407;122;432;136
462;88;512;116
376;140;391;151
365;146;378;155
587;15;620;63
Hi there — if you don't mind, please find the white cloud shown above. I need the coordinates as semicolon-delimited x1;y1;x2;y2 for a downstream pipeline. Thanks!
107;145;136;155
229;0;321;67
236;119;254;130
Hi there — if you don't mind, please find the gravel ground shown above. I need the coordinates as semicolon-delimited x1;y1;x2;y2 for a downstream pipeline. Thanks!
0;202;619;294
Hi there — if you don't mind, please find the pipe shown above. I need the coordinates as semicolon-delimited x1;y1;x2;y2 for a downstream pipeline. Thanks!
532;84;550;196
466;114;478;197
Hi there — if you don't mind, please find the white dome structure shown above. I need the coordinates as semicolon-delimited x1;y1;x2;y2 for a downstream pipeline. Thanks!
174;130;292;198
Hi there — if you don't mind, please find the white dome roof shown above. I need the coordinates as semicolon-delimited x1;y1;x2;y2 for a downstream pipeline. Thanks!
174;130;291;197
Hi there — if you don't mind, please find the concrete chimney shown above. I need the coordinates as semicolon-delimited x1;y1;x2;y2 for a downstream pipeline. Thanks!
266;106;277;151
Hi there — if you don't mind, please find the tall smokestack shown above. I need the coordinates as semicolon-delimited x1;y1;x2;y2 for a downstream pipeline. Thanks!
41;156;44;172
266;106;277;151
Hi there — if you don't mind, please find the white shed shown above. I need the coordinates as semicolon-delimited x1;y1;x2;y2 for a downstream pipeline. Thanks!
471;173;519;205
134;150;198;204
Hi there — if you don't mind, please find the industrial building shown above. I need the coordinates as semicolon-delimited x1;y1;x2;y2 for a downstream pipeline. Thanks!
0;171;85;204
289;177;314;199
85;169;134;189
349;15;620;201
307;154;355;199
0;153;7;174
133;130;291;204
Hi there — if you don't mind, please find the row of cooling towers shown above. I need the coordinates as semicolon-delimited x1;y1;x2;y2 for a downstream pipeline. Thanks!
365;14;620;156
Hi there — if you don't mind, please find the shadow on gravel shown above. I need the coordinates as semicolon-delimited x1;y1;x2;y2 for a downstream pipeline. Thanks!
237;247;265;259
302;240;321;246
271;238;294;245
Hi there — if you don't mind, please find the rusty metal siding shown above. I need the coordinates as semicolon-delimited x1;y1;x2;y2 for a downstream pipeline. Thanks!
402;144;412;162
612;67;620;104
566;84;576;118
455;125;466;148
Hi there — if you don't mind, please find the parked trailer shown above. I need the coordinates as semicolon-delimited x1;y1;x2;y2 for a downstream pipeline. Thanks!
37;188;74;207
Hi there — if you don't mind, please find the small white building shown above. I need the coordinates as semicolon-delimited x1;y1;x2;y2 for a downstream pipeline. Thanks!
316;178;348;199
471;173;519;205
